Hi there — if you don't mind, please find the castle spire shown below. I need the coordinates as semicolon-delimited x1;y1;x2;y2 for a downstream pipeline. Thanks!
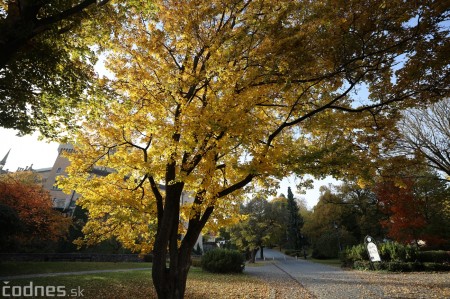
0;149;11;169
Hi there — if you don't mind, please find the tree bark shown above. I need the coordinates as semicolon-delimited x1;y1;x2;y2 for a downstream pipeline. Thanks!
152;218;203;299
151;180;204;299
152;245;192;299
249;248;258;263
151;164;255;298
152;179;183;299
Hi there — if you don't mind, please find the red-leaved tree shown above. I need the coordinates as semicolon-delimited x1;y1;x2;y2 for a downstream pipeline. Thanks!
0;172;71;252
375;179;427;245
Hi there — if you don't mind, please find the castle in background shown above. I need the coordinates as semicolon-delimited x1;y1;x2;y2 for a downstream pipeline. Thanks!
0;144;77;213
1;145;207;250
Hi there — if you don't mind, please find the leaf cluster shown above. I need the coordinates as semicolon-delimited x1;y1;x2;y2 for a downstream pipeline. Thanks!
0;171;71;252
0;0;113;135
59;0;449;254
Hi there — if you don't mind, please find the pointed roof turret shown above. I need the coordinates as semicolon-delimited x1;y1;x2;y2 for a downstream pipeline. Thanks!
0;149;11;168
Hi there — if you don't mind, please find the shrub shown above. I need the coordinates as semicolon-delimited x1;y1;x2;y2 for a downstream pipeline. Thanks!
353;260;372;270
340;242;450;272
378;242;418;262
407;262;424;271
418;251;450;263
312;232;340;259
341;244;369;267
386;261;404;272
423;262;450;271
191;257;202;268
201;249;245;273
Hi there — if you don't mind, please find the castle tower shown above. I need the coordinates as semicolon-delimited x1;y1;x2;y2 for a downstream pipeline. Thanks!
0;149;11;171
44;144;76;211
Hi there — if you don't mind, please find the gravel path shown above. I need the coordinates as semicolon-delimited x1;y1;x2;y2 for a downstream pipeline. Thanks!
245;249;450;299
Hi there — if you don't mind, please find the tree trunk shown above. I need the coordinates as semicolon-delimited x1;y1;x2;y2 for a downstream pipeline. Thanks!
152;246;191;299
249;248;258;263
259;246;264;260
150;160;251;298
151;180;204;299
152;179;188;299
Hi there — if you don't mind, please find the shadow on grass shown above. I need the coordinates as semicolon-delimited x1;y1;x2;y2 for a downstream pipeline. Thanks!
5;267;272;299
0;261;151;276
308;258;342;267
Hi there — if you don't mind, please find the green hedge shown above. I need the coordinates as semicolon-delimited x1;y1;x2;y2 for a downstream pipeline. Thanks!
417;251;450;263
342;241;449;272
191;257;202;268
342;241;417;264
378;242;418;262
201;249;245;273
353;260;450;272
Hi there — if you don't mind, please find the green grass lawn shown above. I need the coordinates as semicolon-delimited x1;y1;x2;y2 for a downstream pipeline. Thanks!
2;266;270;299
0;262;151;277
308;258;342;267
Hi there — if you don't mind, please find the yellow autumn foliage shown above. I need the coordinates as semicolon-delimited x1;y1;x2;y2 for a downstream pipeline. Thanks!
58;0;449;256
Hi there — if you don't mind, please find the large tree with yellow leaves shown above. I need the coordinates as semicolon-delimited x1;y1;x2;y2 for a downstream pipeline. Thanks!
59;1;449;298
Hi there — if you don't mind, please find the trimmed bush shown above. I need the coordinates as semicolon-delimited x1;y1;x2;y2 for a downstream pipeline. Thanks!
418;251;450;263
342;241;450;272
191;257;202;268
353;260;372;270
378;242;417;262
353;261;427;272
201;249;245;273
341;244;368;267
423;262;450;271
375;242;418;262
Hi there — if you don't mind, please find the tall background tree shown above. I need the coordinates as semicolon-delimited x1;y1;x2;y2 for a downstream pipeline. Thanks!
397;99;450;180
58;1;450;298
228;197;273;262
375;168;450;248
302;185;360;258
286;187;304;250
303;165;450;257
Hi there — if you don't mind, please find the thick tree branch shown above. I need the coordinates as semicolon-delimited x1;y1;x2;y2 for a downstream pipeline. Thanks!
36;0;110;31
148;176;164;230
217;173;255;198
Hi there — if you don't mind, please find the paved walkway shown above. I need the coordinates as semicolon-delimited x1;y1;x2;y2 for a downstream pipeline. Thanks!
246;249;450;299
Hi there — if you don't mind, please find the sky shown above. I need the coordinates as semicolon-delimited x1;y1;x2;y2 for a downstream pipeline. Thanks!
0;128;59;170
0;127;338;209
